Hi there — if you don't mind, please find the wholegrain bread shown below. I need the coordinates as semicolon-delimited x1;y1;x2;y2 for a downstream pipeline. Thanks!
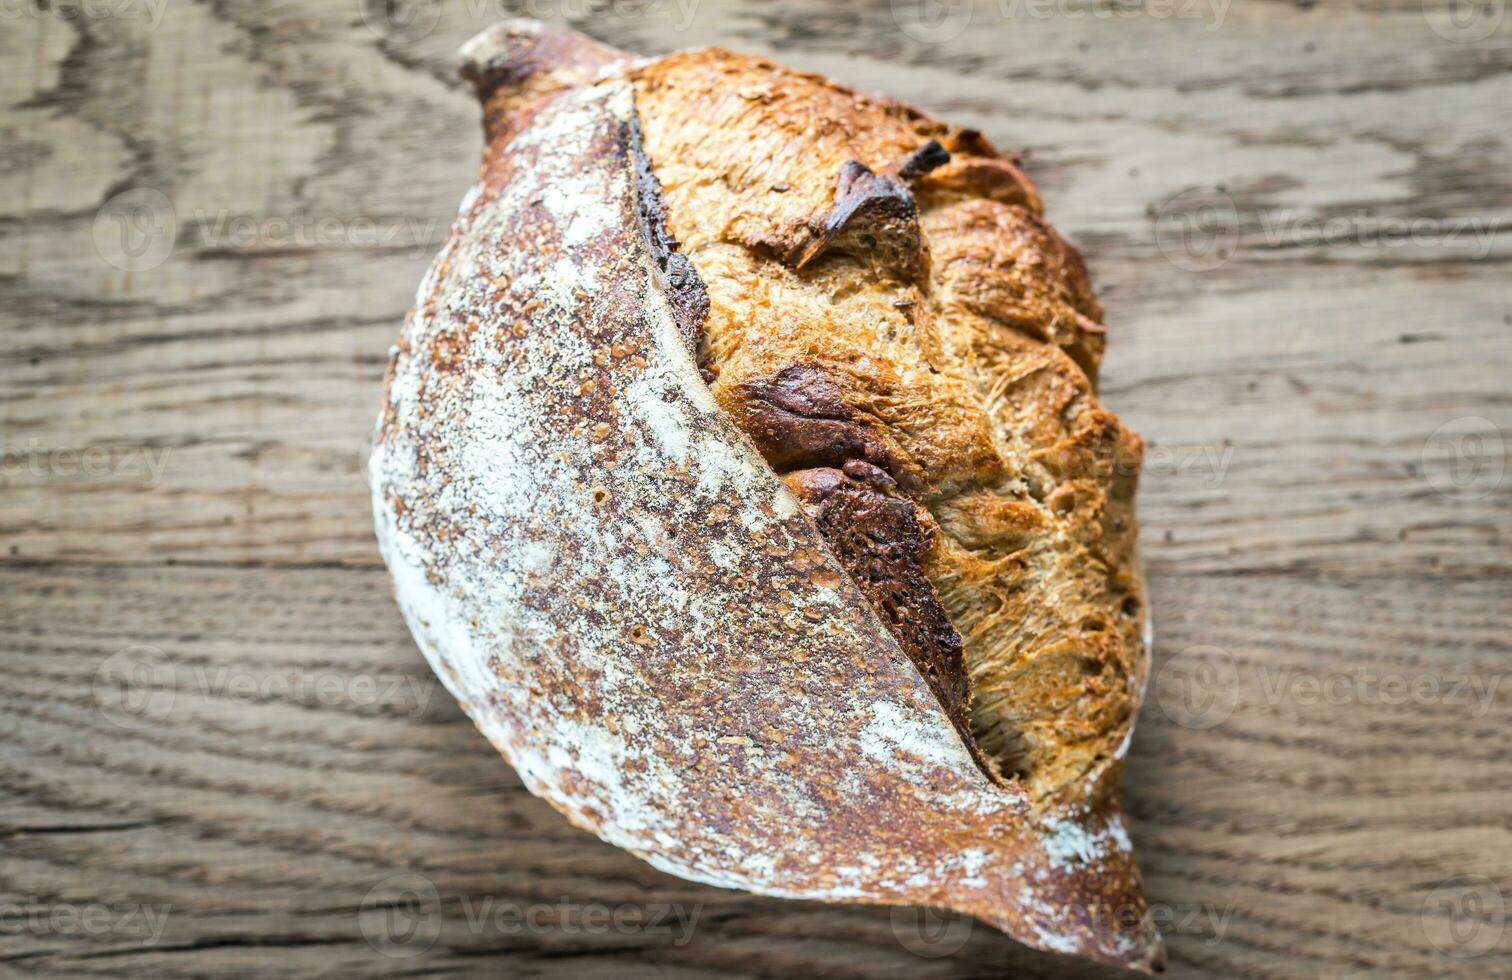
372;20;1159;971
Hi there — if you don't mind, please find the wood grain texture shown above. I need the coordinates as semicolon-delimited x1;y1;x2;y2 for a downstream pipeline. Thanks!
1;0;1507;977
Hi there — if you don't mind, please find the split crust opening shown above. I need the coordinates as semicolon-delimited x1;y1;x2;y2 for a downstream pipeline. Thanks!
627;50;1148;807
462;22;1149;807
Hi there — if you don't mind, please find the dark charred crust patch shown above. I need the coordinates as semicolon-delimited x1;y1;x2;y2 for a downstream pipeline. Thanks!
730;363;903;479
755;141;949;282
893;139;951;181
793;159;918;274
628;111;710;358
785;462;977;756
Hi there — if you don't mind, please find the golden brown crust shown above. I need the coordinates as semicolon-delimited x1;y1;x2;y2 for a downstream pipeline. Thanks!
632;47;1147;805
372;23;1163;970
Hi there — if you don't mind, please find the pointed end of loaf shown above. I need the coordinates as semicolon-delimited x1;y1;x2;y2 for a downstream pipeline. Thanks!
962;806;1166;973
459;19;632;105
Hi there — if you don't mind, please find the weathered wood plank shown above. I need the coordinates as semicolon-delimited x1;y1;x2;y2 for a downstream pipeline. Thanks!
4;563;1508;976
2;0;1508;976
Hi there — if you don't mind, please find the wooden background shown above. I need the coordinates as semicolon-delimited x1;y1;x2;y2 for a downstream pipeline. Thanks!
2;0;1508;976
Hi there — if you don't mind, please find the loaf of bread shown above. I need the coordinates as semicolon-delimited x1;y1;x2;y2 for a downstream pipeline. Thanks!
372;20;1158;970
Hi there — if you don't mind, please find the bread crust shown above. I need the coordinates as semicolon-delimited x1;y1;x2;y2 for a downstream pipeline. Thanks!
372;20;1161;971
632;48;1147;803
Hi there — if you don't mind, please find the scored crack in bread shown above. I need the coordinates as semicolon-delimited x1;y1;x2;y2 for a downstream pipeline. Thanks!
631;49;1148;806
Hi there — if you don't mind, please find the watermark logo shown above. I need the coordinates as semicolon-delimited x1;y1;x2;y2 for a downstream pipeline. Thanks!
360;873;443;958
358;874;704;956
997;0;1229;29
1154;188;1239;273
1421;875;1505;958
93;188;178;272
191;209;440;259
1015;899;1238;947
359;0;701;39
93;645;177;731
359;0;440;37
1421;416;1506;502
92;647;438;729
1156;202;1501;272
1156;647;1503;731
523;0;701;29
1;441;173;488
1423;0;1504;42
1130;442;1236;488
1257;667;1500;717
0;899;172;945
94;189;442;271
891;0;974;41
0;0;170;30
891;0;1229;40
1255;212;1499;259
890;905;974;957
457;894;702;944
1147;901;1235;946
1154;645;1239;730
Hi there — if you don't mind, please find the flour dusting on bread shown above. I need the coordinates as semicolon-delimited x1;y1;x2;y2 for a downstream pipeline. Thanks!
372;21;1163;972
632;49;1147;806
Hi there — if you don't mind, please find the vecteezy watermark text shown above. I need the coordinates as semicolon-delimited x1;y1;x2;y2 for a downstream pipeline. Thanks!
358;0;702;38
1255;212;1500;259
1155;191;1503;273
997;0;1230;29
1257;666;1500;716
891;0;1231;44
1;441;172;488
458;894;701;943
0;0;169;30
358;873;702;958
92;645;438;730
1121;442;1235;488
1156;646;1504;730
93;189;442;273
0;899;172;946
191;209;440;258
890;899;1237;956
